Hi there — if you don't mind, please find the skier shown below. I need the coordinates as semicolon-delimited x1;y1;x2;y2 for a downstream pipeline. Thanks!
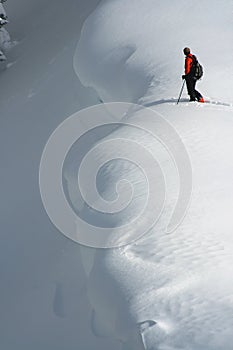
182;47;204;103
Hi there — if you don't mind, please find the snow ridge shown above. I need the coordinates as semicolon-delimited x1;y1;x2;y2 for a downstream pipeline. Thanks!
71;1;233;349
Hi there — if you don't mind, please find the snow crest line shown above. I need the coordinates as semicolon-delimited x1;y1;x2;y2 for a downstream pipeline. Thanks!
144;98;233;108
39;102;193;248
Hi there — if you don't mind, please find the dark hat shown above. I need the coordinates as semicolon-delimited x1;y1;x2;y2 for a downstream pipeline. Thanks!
183;47;191;55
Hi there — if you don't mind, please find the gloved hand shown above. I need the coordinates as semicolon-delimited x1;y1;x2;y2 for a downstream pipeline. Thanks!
182;75;186;80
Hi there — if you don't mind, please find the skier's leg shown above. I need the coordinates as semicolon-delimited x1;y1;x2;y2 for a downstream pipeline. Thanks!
194;89;203;101
186;76;196;101
193;80;202;101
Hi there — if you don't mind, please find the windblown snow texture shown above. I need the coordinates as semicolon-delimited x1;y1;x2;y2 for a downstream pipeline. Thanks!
71;1;233;349
1;1;233;350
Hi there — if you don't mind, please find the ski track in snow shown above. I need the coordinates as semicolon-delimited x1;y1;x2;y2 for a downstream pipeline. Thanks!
144;97;233;108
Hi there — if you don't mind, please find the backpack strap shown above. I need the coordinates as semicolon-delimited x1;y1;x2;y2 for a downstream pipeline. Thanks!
191;54;198;63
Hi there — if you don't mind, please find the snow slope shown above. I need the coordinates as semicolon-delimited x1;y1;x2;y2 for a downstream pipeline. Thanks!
2;1;233;350
84;102;233;350
68;1;233;349
0;1;121;350
75;0;233;105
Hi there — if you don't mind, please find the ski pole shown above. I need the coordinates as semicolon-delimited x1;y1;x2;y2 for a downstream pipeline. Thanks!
177;79;185;105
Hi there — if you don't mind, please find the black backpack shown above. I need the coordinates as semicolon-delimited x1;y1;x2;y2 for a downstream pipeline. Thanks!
191;55;203;80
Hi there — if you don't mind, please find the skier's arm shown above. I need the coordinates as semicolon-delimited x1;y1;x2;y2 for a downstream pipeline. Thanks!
185;56;192;75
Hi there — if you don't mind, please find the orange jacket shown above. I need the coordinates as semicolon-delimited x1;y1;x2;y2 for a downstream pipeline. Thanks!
185;53;193;75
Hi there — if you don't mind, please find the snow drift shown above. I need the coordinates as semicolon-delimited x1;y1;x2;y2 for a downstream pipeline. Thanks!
2;0;233;349
74;0;233;105
67;0;233;349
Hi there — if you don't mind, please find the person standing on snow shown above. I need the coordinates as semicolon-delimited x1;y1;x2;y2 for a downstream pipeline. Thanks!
182;47;204;103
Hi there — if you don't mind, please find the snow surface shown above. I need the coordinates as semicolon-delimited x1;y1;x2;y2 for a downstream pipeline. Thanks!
71;0;233;349
75;0;233;105
2;0;233;350
0;1;121;350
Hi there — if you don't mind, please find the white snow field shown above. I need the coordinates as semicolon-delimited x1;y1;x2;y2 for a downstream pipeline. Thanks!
1;1;233;350
70;0;233;349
